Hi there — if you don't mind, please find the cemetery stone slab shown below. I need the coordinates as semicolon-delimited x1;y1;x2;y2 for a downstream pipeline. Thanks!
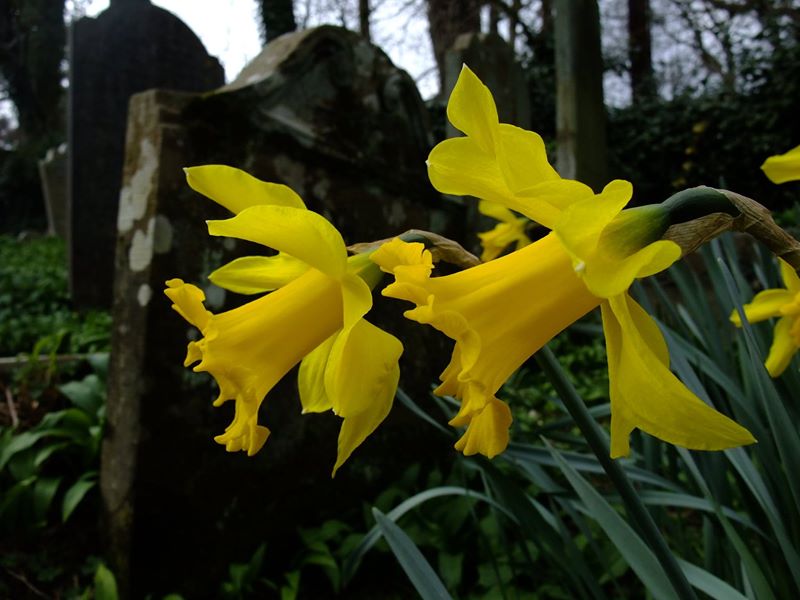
68;0;224;308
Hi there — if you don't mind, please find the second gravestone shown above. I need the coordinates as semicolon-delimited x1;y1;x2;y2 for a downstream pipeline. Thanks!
68;0;224;308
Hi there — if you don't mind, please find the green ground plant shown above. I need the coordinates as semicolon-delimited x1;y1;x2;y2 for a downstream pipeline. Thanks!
0;234;110;357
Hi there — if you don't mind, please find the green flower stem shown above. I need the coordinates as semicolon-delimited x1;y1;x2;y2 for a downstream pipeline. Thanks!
535;345;698;600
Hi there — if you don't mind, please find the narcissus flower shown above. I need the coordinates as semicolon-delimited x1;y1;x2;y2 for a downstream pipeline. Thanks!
761;144;800;184
373;189;754;458
377;65;755;459
731;259;800;377
477;200;532;261
427;64;593;230
165;165;402;475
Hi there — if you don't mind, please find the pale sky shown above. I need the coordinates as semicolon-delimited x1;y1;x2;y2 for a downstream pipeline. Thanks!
80;0;439;97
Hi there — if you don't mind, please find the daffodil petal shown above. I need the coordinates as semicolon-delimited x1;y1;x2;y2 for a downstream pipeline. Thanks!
582;240;681;298
326;319;403;475
207;205;347;279
496;123;559;193
556;180;634;259
447;64;498;153
478;200;516;222
515;179;595;228
478;219;531;262
324;318;402;418
780;259;800;293
298;333;337;414
164;279;211;331
453;397;512;458
761;145;800;184
604;294;756;458
341;273;373;330
730;288;794;326
209;254;309;294
765;316;797;376
427;136;510;204
185;165;305;213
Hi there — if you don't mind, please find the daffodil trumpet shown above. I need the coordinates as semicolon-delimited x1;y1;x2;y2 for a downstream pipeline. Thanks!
165;165;403;475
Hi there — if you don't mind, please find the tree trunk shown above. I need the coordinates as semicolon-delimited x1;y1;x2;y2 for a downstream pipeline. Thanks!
555;0;608;190
359;0;371;41
0;0;66;143
258;0;296;44
627;0;655;102
427;0;481;95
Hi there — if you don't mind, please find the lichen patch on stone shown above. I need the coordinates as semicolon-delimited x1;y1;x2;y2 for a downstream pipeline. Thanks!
129;217;155;272
118;138;158;233
137;283;153;306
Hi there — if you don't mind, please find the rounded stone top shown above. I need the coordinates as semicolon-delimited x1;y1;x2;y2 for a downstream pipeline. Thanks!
83;0;224;89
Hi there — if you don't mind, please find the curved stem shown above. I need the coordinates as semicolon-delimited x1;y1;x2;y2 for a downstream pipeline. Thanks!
535;345;698;600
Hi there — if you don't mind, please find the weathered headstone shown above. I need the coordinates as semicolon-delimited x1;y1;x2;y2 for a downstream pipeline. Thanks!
103;26;461;598
39;144;68;238
68;0;224;308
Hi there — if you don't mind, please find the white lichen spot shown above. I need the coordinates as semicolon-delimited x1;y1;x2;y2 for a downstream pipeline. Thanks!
129;217;155;272
204;284;226;310
153;214;173;254
118;138;158;233
137;283;153;307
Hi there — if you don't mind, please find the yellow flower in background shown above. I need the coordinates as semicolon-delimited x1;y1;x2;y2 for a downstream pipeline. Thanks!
477;200;532;261
761;144;800;184
427;65;593;230
731;259;800;377
165;165;402;475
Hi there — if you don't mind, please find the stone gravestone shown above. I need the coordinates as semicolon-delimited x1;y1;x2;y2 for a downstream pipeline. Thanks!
103;26;462;598
68;0;224;308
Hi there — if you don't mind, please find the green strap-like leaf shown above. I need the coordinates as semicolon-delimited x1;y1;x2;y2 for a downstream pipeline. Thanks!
371;508;452;600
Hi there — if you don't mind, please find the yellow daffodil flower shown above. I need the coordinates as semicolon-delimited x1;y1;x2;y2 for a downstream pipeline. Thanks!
427;65;593;230
377;66;755;459
761;144;800;184
165;165;402;475
731;259;800;377
373;193;754;458
477;200;532;261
